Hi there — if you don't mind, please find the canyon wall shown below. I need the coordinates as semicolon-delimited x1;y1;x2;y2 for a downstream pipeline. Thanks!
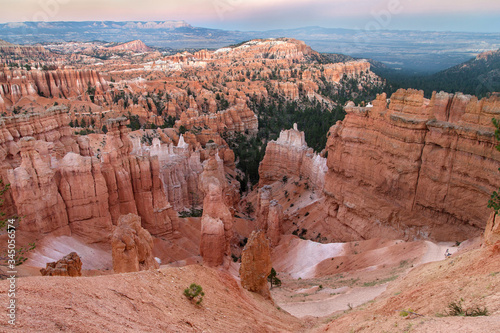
1;109;202;242
324;89;500;241
0;68;109;110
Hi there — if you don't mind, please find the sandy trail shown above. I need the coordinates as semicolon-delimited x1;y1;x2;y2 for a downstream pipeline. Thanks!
273;238;459;319
420;241;458;264
279;285;387;318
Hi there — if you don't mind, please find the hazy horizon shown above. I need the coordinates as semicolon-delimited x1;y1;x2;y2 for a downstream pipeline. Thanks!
0;0;499;34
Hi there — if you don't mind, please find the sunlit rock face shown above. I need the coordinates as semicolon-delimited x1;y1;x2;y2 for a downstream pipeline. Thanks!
324;89;500;241
40;252;82;277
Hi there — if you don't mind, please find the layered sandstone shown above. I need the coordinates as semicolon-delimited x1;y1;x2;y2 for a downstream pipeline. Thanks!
111;213;159;273
100;118;178;236
133;135;203;211
211;38;314;61
258;123;327;191
58;152;113;242
324;89;500;241
0;106;77;157
239;230;273;299
0;68;109;109
40;252;82;277
177;99;258;135
267;201;284;247
6;137;70;235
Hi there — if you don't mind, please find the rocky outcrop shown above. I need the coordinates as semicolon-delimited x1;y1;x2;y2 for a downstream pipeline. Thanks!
256;185;283;247
484;212;500;246
101;118;179;236
258;123;327;190
135;136;203;211
199;213;226;267
267;201;284;247
199;144;234;266
211;38;315;61
324;89;500;241
40;252;82;277
323;61;371;83
111;213;159;273
239;230;272;299
177;99;258;135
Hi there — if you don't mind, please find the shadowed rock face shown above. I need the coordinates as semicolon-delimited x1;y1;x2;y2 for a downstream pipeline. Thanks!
239;230;273;299
5;116;179;242
256;185;283;247
324;89;500;241
40;252;82;277
258;123;327;191
484;212;500;247
111;213;159;273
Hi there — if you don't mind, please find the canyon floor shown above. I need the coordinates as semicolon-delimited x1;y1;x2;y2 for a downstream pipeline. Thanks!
1;230;498;333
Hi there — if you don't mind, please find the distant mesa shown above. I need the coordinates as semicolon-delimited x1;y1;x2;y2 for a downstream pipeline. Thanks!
0;39;15;47
121;20;192;29
107;40;153;52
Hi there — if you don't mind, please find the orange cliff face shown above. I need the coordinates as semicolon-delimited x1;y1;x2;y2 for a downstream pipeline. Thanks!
323;89;500;241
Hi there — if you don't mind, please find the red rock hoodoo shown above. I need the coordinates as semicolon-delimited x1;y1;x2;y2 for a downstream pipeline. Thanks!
111;213;159;273
198;143;234;266
239;230;273;299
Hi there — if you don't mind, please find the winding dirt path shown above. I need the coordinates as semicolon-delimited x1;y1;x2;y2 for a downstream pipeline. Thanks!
278;285;387;318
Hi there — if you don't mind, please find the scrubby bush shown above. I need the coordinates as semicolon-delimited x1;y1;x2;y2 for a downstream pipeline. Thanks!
184;283;205;305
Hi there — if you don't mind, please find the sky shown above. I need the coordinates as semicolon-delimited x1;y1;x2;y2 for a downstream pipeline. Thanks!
1;0;499;33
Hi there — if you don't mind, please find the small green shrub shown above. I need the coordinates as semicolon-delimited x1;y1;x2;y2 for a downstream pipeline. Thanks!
268;268;282;288
184;283;205;305
178;208;203;218
400;308;415;317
